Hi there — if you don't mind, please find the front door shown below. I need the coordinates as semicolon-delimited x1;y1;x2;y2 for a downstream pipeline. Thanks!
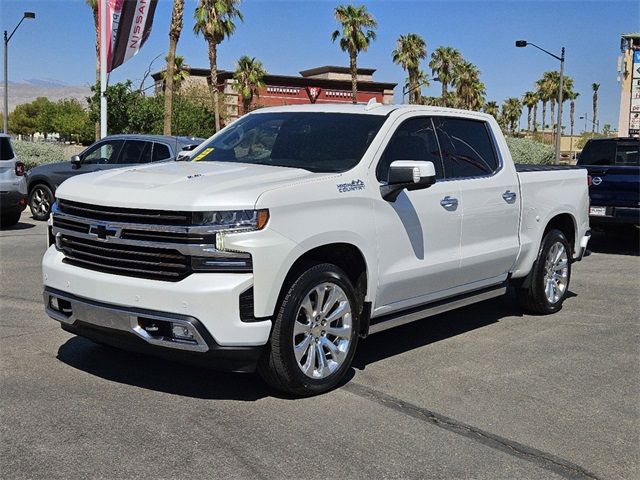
372;116;463;315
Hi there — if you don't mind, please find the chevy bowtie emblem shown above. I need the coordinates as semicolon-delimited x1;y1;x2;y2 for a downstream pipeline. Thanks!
89;224;119;241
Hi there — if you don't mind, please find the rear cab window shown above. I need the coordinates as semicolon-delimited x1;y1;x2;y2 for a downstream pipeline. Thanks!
577;141;615;166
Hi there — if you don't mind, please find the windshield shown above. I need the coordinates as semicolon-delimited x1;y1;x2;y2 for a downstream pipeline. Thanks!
191;112;386;173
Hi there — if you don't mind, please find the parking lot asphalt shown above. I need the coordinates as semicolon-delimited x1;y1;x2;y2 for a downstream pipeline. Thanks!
1;211;638;480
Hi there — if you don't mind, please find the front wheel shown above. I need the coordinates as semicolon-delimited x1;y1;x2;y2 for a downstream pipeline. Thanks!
517;229;572;314
258;263;360;396
29;184;54;221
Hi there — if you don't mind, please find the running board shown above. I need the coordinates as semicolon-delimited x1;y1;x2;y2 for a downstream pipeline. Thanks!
368;284;507;335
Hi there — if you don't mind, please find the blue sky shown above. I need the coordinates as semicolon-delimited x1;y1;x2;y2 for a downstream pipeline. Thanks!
1;0;638;131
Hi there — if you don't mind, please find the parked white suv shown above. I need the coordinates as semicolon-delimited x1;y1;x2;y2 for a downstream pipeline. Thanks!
43;104;590;395
0;134;27;227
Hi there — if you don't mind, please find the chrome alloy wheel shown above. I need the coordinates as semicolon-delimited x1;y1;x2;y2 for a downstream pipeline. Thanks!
543;241;569;304
31;187;51;216
293;282;353;379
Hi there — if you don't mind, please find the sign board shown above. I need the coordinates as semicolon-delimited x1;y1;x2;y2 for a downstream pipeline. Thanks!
630;51;640;135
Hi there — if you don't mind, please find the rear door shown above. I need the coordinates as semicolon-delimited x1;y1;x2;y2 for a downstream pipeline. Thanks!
111;140;153;169
0;136;18;190
433;116;520;286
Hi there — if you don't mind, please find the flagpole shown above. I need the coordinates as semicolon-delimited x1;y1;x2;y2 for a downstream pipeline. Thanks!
100;0;107;138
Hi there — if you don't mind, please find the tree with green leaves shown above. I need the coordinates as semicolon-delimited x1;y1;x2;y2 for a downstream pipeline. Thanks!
452;60;485;110
233;56;267;115
429;46;462;106
522;91;537;132
501;97;523;134
164;0;185;135
592;83;600;133
331;4;377;104
483;101;499;119
52;99;91;142
392;33;427;104
88;81;145;135
194;0;244;132
536;76;552;134
161;55;190;93
565;89;579;156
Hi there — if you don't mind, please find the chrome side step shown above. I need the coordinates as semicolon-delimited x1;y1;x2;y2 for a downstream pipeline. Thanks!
368;284;507;335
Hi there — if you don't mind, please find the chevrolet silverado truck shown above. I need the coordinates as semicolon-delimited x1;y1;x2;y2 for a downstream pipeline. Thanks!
43;104;591;395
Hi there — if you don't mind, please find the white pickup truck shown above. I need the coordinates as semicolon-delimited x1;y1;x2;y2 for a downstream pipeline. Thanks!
43;104;591;395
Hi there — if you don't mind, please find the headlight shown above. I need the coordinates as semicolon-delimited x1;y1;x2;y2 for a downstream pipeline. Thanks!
191;209;269;230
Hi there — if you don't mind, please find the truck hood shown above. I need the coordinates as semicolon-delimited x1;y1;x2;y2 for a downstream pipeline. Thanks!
55;161;327;210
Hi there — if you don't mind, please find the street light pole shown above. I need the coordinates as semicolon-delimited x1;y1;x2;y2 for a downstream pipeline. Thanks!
515;40;565;164
3;12;36;134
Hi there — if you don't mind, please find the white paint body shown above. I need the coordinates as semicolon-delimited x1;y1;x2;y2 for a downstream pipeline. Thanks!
42;104;590;346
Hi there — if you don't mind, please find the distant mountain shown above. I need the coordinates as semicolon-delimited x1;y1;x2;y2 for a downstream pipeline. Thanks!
0;80;91;112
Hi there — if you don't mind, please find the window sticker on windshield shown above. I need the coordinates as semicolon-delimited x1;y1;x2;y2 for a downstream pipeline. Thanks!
192;147;214;161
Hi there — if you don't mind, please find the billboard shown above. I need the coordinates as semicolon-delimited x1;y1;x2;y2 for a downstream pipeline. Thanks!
630;51;640;136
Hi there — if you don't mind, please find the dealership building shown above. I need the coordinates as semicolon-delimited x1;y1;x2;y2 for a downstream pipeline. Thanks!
617;33;640;137
153;65;397;122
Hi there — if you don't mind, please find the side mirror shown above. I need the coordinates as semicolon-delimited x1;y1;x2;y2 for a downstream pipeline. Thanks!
381;160;436;202
70;155;81;169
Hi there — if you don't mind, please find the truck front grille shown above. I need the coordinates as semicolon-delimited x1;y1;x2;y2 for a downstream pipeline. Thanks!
58;199;193;226
59;235;191;281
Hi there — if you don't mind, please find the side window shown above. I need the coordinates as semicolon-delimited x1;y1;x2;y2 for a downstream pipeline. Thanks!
118;140;152;164
376;117;444;182
615;143;639;166
152;143;172;162
433;117;499;179
577;141;615;166
82;140;124;165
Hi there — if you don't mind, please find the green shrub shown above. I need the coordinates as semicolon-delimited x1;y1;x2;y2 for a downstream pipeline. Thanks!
505;136;554;165
12;140;66;170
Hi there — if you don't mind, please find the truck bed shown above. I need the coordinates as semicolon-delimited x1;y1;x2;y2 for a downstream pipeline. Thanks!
515;164;584;172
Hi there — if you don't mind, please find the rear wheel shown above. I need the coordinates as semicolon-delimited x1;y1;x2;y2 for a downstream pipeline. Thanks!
517;229;572;314
0;210;21;227
29;184;54;221
258;263;360;396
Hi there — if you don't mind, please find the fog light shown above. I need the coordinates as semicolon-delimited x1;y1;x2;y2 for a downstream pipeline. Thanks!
171;324;194;341
50;296;59;311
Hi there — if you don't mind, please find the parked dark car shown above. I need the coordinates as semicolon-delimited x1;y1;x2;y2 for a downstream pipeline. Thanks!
26;134;202;220
577;137;639;228
0;134;28;227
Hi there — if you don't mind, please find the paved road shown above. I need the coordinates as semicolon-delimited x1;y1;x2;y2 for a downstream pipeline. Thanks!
1;212;638;479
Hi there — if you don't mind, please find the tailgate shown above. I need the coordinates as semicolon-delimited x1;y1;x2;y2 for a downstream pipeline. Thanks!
586;166;639;208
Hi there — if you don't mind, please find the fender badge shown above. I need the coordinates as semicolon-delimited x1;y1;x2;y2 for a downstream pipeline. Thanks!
337;179;365;193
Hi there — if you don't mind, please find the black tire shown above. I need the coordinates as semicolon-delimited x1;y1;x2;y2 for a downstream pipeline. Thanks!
0;210;21;227
517;229;572;315
29;183;54;221
258;263;360;396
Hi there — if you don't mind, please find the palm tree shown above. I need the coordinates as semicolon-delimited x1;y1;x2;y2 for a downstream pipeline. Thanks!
233;56;267;114
429;46;462;106
164;0;185;135
566;89;580;157
522;91;537;132
86;0;99;140
392;33;427;104
592;83;600;133
542;71;560;134
161;55;190;92
501;97;523;134
331;4;377;104
194;0;244;132
536;77;552;138
452;60;485;110
532;100;538;132
483;101;499;119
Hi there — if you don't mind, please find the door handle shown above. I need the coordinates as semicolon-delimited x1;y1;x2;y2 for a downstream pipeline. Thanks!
440;196;458;210
502;190;517;203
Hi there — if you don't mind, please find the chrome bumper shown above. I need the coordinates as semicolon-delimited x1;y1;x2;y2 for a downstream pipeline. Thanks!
44;288;209;353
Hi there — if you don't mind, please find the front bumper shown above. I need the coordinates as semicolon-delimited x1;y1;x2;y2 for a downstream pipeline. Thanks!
44;287;263;372
42;246;272;347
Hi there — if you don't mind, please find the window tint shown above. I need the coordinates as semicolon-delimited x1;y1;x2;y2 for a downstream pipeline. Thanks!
0;137;14;160
433;118;499;178
152;143;172;162
577;141;615;166
615;143;639;166
194;112;385;173
82;140;124;165
118;140;152;164
377;117;444;181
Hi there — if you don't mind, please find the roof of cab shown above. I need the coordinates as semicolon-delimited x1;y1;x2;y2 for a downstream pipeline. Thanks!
250;102;494;121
